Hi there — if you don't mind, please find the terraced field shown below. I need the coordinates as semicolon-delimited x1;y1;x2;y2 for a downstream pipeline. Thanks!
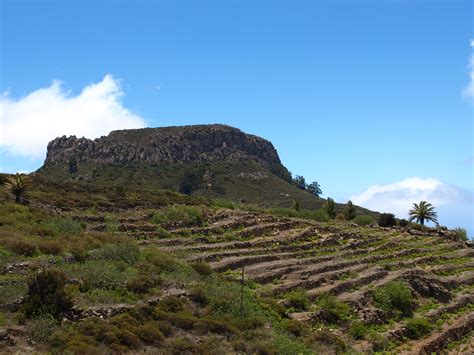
1;203;472;354
70;207;474;354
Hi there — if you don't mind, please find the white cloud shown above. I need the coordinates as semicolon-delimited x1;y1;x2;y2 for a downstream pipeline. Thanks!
462;39;474;99
0;74;146;159
350;177;473;220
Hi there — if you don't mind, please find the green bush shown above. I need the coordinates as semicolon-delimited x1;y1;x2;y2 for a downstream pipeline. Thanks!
92;243;139;265
372;281;413;318
315;293;350;325
26;316;58;343
189;286;209;306
127;274;156;294
37;240;63;255
353;214;374;226
7;239;37;257
151;205;204;226
283;288;309;311
212;198;236;210
23;269;73;320
284;319;304;337
269;208;329;222
398;219;410;227
378;213;396;227
349;320;367;340
453;227;468;241
138;322;164;344
70;246;88;263
158;295;184;313
404;317;433;339
192;262;213;277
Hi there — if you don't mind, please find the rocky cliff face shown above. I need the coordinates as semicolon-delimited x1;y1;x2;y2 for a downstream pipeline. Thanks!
43;124;289;177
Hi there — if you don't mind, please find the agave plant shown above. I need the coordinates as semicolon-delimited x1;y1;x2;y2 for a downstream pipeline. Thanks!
408;201;438;226
3;173;30;203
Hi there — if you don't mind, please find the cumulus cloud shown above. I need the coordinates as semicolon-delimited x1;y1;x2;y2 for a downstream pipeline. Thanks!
350;177;473;219
462;39;474;99
0;75;146;159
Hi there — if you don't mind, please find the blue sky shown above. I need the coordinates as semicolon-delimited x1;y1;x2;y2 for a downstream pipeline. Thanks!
0;0;473;235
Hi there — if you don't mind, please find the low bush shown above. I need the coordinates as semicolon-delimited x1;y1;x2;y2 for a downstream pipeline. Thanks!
398;219;410;227
378;213;396;227
335;213;346;222
283;288;309;311
314;293;350;325
23;269;73;320
372;281;413;318
37;240;63;255
126;274;156;294
212;198;237;210
353;214;374;226
404;317;433;339
453;227;468;241
92;243;140;265
192;262;213;277
284;319;304;337
6;239;37;257
188;286;208;306
25;316;58;343
151;205;205;226
349;320;367;340
158;295;184;313
70;246;88;263
138;322;164;344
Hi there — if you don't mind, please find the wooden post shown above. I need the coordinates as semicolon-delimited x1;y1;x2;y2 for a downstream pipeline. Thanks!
240;265;245;318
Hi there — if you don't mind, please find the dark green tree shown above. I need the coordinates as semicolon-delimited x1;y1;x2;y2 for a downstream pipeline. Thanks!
23;269;73;320
326;198;336;219
344;200;356;220
292;175;307;190
408;201;438;226
307;181;322;197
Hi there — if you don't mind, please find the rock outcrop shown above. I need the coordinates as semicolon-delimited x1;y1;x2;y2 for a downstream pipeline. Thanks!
42;124;289;178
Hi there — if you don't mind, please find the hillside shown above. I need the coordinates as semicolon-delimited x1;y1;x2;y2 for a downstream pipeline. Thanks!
0;180;472;354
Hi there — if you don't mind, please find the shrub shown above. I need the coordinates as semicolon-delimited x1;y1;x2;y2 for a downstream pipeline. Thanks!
192;262;213;277
70;246;88;263
349;320;367;340
326;198;336;219
92;243;139;265
353;214;374;226
158;295;184;313
138;322;164;344
212;198;236;210
311;329;347;353
315;293;350;325
284;319;304;337
37;240;63;255
453;227;468;241
335;213;346;222
26;316;58;343
404;317;433;339
344;200;356;220
372;281;413;318
152;205;204;226
127;274;156;294
189;286;208;306
7;239;36;257
378;213;396;227
23;269;73;320
398;219;410;227
283;288;309;311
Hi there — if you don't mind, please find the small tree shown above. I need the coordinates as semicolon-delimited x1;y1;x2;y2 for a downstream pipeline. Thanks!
408;201;438;226
378;213;396;227
344;200;356;220
326;198;336;219
3;173;30;203
292;175;307;190
307;181;322;197
23;269;73;320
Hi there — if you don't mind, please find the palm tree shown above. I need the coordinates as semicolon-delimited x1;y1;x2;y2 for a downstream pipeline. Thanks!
408;201;438;226
3;173;30;203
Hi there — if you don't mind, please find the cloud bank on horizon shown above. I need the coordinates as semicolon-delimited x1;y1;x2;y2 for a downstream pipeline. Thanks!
351;177;473;229
0;75;146;159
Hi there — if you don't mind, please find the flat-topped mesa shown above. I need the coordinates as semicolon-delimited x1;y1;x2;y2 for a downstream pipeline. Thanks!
44;124;288;176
